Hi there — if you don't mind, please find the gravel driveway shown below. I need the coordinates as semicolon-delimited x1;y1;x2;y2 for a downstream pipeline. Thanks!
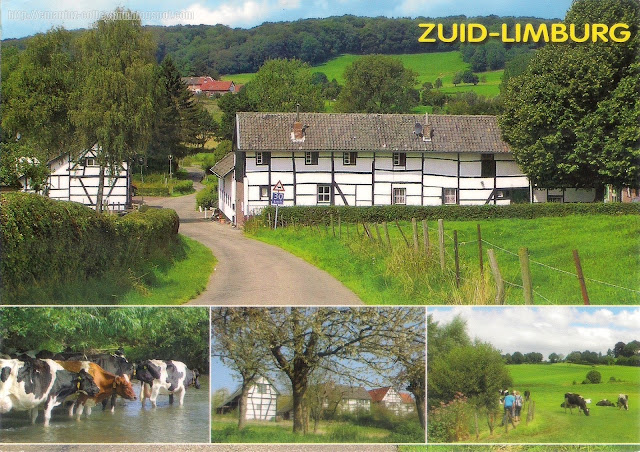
146;169;362;305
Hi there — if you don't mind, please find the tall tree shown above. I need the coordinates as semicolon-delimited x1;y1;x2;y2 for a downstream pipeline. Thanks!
500;0;640;194
245;58;324;113
335;54;418;113
70;9;157;213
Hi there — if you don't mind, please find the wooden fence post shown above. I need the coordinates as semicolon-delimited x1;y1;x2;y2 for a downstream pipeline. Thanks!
477;224;484;278
383;221;392;250
412;218;419;251
395;220;410;248
330;214;335;237
519;247;533;305
346;221;349;240
487;249;505;305
573;249;590;305
438;219;445;271
338;215;342;238
454;230;460;288
422;220;429;255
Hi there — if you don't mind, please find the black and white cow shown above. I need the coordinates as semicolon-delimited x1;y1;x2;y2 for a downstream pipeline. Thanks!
0;358;99;426
617;394;629;410
596;399;615;407
134;359;200;407
563;392;590;416
524;390;531;402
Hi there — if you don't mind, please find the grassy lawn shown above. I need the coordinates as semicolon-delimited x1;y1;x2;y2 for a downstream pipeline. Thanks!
457;363;640;443
12;235;215;305
222;51;503;98
247;214;640;305
212;415;423;443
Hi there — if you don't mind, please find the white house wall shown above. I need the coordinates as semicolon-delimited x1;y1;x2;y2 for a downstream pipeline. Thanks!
241;151;531;215
245;377;277;421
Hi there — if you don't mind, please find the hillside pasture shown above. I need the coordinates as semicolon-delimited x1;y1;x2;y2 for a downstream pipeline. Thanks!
222;51;503;98
464;363;640;443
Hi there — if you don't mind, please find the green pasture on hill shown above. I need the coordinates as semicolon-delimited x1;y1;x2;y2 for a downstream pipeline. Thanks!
460;363;640;443
222;51;503;98
247;214;640;305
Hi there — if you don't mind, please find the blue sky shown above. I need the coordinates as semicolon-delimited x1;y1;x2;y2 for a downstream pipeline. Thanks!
428;306;640;358
2;0;574;40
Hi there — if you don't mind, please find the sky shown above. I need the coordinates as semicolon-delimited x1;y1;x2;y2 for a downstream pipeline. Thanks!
428;306;640;359
1;0;574;40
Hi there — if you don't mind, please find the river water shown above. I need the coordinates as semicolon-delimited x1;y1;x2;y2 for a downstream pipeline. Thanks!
0;376;209;443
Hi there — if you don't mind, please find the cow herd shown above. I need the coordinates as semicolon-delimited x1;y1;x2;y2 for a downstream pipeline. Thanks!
562;392;630;416
0;351;201;427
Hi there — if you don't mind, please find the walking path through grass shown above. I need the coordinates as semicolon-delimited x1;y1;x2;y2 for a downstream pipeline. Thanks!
149;168;362;305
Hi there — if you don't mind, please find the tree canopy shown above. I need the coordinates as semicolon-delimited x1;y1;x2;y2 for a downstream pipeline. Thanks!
500;0;640;191
335;54;418;113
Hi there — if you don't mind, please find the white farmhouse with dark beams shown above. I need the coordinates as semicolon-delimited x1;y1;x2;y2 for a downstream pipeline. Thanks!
215;376;278;421
47;146;131;211
214;112;596;226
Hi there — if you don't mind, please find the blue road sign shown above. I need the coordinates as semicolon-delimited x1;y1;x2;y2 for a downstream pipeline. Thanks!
272;192;284;205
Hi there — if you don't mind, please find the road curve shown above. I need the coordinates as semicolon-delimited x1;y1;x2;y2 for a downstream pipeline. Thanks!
147;172;362;305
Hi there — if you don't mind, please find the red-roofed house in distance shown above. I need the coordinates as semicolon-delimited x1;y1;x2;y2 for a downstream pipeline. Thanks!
181;76;215;95
368;386;415;416
201;79;237;97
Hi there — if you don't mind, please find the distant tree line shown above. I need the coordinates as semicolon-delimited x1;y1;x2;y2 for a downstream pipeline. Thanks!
501;340;640;367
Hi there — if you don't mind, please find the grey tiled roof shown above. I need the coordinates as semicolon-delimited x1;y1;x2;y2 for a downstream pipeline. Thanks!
236;112;510;153
333;385;372;400
210;152;234;177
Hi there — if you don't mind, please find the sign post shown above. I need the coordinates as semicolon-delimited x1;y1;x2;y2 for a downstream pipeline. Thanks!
272;180;285;229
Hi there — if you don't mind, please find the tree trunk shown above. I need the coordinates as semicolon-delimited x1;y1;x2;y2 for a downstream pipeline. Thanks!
238;385;250;430
96;165;105;213
292;381;307;434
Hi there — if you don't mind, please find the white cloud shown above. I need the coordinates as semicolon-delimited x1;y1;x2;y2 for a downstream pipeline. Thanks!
429;307;640;358
161;0;302;27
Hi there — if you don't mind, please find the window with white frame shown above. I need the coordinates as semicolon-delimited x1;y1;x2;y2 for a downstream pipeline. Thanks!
393;152;406;167
256;152;270;165
259;186;269;200
318;184;330;203
85;157;96;166
392;187;406;205
305;151;319;165
343;152;357;165
443;188;457;205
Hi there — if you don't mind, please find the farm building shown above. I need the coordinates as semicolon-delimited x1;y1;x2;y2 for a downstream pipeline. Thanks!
212;112;596;226
47;147;131;211
323;385;372;414
368;386;415;415
216;376;279;421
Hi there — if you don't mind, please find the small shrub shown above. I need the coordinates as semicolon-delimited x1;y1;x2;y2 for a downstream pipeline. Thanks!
427;392;470;442
585;370;602;384
196;184;218;209
171;180;194;194
572;380;577;385
609;376;620;382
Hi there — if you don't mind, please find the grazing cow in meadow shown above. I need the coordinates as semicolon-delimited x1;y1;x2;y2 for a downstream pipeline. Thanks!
617;394;629;410
56;361;136;417
596;399;615;407
0;358;99;426
563;393;590;416
524;390;530;402
134;359;200;407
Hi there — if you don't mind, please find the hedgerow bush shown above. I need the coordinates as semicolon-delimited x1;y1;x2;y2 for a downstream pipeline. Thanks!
259;203;640;225
0;192;179;303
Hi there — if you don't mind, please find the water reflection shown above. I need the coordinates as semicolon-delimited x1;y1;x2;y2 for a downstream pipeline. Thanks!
0;376;209;443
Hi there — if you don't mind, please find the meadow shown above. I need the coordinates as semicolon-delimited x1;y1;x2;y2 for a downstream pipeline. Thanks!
459;363;640;443
212;413;424;443
222;51;503;98
247;214;640;305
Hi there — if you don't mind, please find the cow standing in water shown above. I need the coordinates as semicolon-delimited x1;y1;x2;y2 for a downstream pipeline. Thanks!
56;361;136;417
134;359;200;407
563;393;590;416
0;358;99;426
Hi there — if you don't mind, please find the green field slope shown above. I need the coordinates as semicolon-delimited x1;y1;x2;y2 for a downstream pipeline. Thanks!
465;363;640;443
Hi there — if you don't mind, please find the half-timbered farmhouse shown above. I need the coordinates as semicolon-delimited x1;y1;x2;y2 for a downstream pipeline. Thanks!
213;112;596;226
368;386;415;415
323;385;372;413
216;376;279;421
47;147;131;211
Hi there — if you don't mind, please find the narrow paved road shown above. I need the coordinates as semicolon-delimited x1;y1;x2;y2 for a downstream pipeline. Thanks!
146;169;362;305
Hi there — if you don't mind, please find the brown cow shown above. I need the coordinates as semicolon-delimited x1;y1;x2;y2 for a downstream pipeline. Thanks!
56;361;136;417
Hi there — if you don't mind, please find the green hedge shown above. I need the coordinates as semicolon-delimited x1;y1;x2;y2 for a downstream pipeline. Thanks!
259;203;640;224
1;193;179;303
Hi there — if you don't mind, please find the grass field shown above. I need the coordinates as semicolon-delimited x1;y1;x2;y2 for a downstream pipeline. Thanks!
212;414;424;443
222;51;503;98
247;214;640;305
456;363;640;443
